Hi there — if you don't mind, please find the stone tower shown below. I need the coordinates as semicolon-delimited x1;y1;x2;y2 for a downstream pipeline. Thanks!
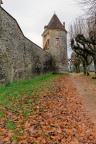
42;14;68;73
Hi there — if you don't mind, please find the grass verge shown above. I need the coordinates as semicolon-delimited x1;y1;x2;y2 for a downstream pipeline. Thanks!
0;73;67;143
0;74;65;119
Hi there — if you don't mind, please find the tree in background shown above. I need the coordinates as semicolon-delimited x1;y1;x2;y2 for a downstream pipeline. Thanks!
69;0;96;76
71;35;93;75
70;52;81;73
69;18;94;75
76;0;96;17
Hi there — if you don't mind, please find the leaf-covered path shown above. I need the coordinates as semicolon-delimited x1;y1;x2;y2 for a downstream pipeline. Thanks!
0;74;96;143
71;73;96;124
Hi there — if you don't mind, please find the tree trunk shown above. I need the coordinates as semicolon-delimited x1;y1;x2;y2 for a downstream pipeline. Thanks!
77;65;80;73
93;56;96;77
86;65;90;76
83;64;87;75
75;65;78;73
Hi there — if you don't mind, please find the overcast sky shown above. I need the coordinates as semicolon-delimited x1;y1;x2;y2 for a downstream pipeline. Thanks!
2;0;83;57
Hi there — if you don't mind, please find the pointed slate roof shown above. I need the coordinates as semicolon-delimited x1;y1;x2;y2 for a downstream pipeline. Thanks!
42;14;67;35
47;14;64;30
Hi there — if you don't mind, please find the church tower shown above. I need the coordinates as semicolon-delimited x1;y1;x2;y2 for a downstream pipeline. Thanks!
42;14;68;73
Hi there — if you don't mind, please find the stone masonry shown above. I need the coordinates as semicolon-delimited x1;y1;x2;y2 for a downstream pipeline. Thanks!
0;6;68;84
0;7;52;84
42;14;68;73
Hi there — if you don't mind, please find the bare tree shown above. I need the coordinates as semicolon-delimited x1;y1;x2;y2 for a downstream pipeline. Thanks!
70;52;81;73
76;0;96;17
70;0;96;76
69;17;89;40
69;17;96;75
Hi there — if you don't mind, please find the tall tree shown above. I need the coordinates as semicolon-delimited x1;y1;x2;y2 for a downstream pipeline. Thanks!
71;35;93;75
69;17;95;75
70;52;81;73
76;0;96;17
70;0;96;76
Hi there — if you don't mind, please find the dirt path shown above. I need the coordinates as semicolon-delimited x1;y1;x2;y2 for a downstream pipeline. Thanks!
70;73;96;124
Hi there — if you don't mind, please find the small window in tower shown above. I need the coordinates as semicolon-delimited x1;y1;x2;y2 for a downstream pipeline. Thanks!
47;39;49;46
44;39;49;50
55;38;60;46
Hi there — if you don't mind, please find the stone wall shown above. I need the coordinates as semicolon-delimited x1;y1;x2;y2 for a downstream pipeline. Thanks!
0;7;52;84
44;29;68;73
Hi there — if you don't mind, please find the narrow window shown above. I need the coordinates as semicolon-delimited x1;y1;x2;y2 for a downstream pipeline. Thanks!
47;39;49;46
44;39;49;50
56;38;60;46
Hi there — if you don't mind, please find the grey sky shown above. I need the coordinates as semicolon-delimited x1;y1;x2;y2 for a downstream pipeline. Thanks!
2;0;83;57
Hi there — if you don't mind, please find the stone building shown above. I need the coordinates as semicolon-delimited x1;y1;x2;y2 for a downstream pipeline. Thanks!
0;3;68;84
42;14;68;73
0;6;52;85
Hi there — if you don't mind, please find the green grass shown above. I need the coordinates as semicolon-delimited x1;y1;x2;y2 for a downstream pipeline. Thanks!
0;74;68;142
6;120;16;130
0;110;5;118
0;74;65;117
0;74;66;97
